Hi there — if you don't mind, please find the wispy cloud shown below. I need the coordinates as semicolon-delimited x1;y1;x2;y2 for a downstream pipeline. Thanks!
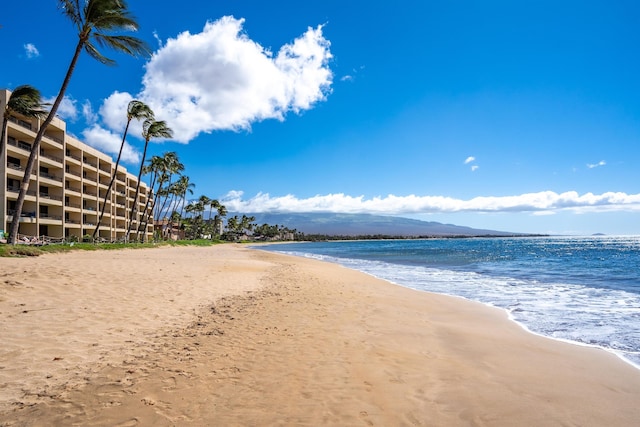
23;43;40;59
221;190;640;215
82;100;98;124
44;95;78;121
587;160;606;169
464;156;478;171
94;16;333;146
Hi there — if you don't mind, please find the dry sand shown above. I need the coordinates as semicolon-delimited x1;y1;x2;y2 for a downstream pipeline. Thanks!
0;244;639;426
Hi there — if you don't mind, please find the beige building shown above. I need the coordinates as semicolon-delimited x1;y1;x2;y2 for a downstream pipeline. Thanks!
1;89;153;242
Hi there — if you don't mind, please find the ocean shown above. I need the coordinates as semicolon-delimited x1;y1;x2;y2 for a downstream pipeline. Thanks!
256;236;640;368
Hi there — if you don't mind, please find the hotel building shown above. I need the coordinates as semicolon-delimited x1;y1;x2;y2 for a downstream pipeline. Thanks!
1;89;153;242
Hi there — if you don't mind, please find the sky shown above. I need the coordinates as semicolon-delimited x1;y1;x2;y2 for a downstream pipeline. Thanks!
2;0;640;235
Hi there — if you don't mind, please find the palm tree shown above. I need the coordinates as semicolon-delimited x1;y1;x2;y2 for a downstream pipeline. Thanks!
8;0;149;244
93;100;153;240
126;119;173;241
212;200;227;238
174;175;195;220
1;85;48;160
135;158;160;242
154;152;184;219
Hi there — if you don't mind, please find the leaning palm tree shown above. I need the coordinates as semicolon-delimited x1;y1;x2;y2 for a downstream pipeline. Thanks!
136;152;179;242
8;0;149;244
154;151;184;219
1;85;48;160
93;100;153;240
126;119;173;241
168;174;194;221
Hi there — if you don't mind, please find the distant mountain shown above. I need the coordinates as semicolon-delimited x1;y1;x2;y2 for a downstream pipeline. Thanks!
239;212;524;237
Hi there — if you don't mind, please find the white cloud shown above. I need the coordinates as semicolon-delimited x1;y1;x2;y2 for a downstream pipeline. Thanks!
24;43;40;59
95;16;332;144
45;95;78;121
464;156;475;164
471;165;479;172
220;190;640;215
587;160;606;169
82;100;98;124
81;124;140;164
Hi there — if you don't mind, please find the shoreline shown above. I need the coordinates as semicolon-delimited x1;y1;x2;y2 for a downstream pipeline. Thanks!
255;240;640;371
1;244;639;425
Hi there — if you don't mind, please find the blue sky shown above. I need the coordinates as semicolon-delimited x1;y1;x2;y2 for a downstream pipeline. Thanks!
3;0;640;235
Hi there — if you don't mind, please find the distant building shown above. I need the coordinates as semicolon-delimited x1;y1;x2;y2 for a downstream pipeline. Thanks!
1;88;153;242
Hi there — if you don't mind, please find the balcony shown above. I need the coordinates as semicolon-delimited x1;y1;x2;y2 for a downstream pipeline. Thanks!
66;152;82;162
65;184;81;193
6;186;37;197
7;136;32;152
6;210;37;223
39;192;63;202
39;214;63;222
40;151;64;165
39;171;63;183
83;158;98;169
7;116;33;131
43;133;63;144
66;169;82;179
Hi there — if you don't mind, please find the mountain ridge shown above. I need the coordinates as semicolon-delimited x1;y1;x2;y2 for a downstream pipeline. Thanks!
237;212;527;237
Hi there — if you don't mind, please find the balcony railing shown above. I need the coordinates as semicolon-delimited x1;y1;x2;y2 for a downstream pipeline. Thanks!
44;133;63;144
39;192;63;201
6;187;37;196
7;210;37;218
40;214;63;221
65;185;81;193
6;162;22;171
8;116;32;130
83;158;97;168
39;172;63;182
66;169;81;177
65;201;81;208
65;218;80;224
7;136;32;151
66;152;81;161
40;151;63;164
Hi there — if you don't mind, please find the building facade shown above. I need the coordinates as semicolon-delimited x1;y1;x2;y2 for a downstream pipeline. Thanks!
1;89;153;242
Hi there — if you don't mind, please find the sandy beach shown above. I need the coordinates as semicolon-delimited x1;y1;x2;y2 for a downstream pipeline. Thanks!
1;244;639;426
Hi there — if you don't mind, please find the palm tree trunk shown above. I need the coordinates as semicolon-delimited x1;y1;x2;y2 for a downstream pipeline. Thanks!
92;119;132;240
136;172;157;242
9;39;83;244
125;139;149;242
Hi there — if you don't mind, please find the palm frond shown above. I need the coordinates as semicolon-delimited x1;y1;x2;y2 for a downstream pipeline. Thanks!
6;85;48;119
58;0;83;30
83;41;115;65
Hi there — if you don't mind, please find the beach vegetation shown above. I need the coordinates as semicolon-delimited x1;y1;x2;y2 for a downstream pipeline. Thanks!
8;0;150;244
0;239;222;257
